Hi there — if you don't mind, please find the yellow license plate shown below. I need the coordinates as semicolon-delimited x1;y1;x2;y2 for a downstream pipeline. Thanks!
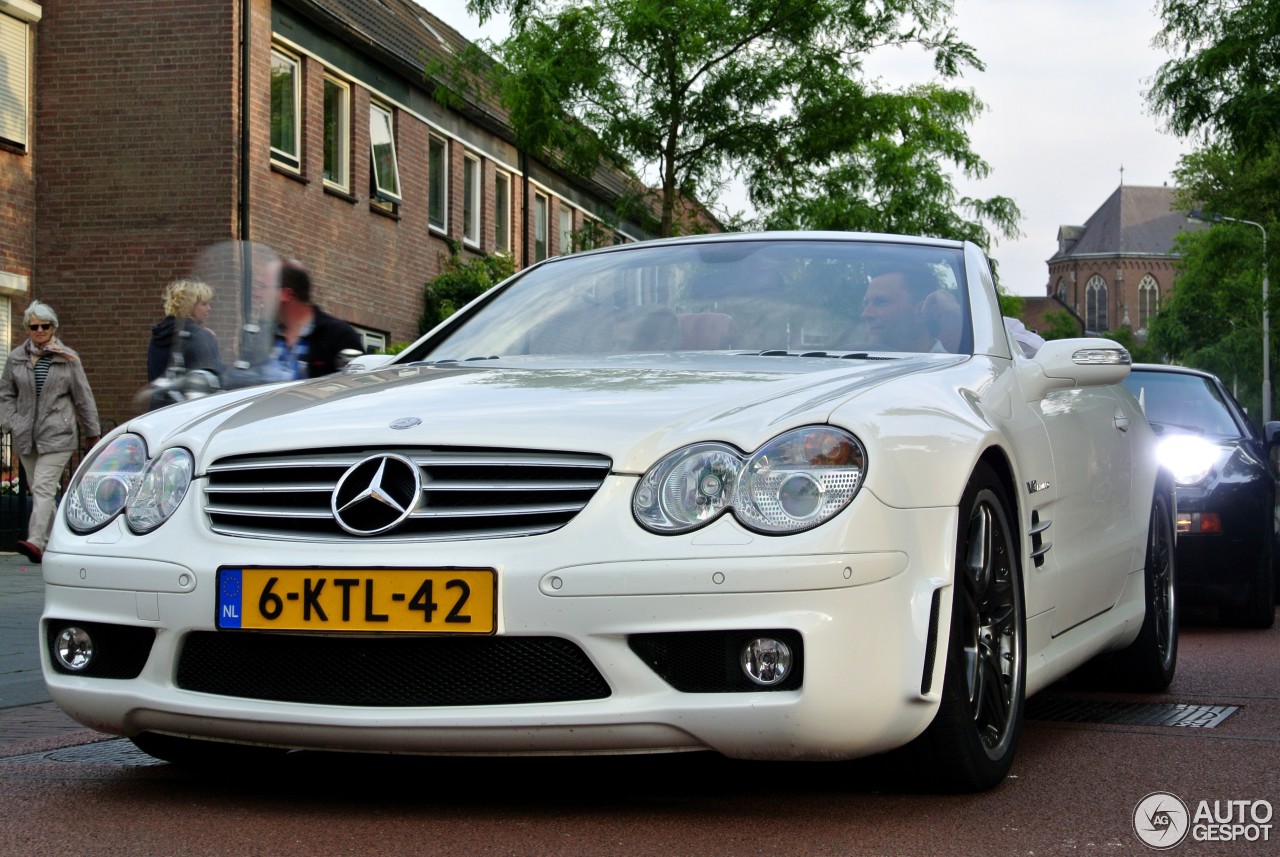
217;567;496;633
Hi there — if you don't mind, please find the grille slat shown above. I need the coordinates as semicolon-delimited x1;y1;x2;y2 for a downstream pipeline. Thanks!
205;446;611;541
411;501;591;519
206;503;333;519
206;481;336;494
419;480;605;492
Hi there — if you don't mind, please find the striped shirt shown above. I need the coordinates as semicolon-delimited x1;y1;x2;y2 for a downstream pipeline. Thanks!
33;355;53;397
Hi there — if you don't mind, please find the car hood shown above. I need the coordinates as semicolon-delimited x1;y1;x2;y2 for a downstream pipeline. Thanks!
131;353;967;473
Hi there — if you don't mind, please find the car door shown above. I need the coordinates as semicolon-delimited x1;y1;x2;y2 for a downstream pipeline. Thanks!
1036;384;1138;635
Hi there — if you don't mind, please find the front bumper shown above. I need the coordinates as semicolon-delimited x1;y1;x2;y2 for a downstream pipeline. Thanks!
42;483;958;761
1173;490;1272;606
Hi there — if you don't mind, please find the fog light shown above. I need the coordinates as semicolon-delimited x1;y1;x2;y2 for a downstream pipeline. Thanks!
742;637;792;686
54;626;94;672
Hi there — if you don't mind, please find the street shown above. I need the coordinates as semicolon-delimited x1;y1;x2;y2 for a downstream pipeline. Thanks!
2;551;1277;856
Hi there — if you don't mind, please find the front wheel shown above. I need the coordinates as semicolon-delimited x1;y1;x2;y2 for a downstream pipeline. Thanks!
897;464;1026;792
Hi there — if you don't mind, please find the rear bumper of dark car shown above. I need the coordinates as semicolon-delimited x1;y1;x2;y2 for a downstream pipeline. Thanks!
1176;535;1267;607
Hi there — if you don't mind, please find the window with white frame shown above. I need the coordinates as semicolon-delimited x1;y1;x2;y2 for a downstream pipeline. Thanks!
463;152;480;247
369;102;401;202
534;192;549;261
494;171;511;253
559;205;573;254
322;75;350;191
1138;274;1159;329
1;7;39;150
352;326;386;354
270;48;301;171
429;135;448;232
1085;275;1108;333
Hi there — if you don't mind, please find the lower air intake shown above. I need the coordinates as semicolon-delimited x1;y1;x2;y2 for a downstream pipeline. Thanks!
177;632;611;706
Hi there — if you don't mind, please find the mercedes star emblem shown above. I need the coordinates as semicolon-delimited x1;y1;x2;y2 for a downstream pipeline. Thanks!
331;454;422;535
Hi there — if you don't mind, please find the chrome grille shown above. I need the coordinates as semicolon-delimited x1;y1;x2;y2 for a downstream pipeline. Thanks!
205;447;612;541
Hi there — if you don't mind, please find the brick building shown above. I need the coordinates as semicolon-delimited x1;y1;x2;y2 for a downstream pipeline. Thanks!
16;0;696;423
0;0;40;335
1041;184;1203;339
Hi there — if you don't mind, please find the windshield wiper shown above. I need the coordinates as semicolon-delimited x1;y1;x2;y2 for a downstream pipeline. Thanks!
738;350;876;359
408;356;502;366
742;353;880;358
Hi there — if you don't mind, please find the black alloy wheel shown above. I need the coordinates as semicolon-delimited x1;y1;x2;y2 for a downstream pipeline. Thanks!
894;463;1026;793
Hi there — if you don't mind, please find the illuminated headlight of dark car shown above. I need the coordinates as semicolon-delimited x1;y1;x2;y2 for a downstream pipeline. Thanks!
66;434;193;534
1156;435;1224;486
634;427;866;534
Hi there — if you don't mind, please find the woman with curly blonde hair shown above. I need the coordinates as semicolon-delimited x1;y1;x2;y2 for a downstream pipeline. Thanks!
146;277;225;386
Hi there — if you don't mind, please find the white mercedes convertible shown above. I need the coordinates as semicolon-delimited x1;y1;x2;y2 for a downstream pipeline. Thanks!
41;232;1176;791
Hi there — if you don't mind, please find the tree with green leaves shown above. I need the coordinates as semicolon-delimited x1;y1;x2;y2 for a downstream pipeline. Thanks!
1149;227;1270;421
1149;0;1280;157
459;0;1019;254
1038;309;1081;342
1145;1;1280;420
421;243;516;334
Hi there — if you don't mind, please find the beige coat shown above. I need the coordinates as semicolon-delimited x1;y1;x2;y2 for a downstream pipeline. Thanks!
0;344;101;456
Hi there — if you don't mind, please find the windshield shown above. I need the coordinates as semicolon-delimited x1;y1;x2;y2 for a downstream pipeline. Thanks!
1124;371;1246;440
409;239;971;362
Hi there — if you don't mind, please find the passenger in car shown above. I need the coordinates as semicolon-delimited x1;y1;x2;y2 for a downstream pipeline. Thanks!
611;307;681;352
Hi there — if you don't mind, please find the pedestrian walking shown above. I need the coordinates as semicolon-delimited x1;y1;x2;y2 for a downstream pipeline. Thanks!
263;258;364;380
147;277;225;382
0;301;101;563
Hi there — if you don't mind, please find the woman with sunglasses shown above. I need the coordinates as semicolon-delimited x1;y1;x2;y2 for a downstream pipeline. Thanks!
0;301;100;563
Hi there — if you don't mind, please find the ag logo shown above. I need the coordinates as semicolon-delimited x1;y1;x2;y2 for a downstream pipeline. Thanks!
1134;791;1190;849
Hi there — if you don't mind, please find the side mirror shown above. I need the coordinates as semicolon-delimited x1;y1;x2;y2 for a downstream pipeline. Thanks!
181;370;221;398
342;352;395;373
1022;338;1132;401
335;348;367;371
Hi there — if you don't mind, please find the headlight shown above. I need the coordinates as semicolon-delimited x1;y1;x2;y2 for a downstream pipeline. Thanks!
125;447;194;533
66;434;194;534
633;443;741;533
634;427;866;535
1157;435;1222;486
66;435;149;532
735;428;865;533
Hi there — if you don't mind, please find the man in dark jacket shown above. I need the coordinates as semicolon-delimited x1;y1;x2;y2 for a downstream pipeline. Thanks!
266;259;364;380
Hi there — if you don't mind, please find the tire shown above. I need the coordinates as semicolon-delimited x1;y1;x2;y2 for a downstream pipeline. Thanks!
1273;531;1280;605
130;732;287;768
1102;488;1179;690
897;464;1026;793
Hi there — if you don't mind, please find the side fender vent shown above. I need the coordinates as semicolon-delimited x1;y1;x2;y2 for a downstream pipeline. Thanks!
920;588;943;695
1029;511;1052;568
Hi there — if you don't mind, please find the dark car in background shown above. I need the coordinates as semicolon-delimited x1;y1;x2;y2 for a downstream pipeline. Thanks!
1125;364;1279;628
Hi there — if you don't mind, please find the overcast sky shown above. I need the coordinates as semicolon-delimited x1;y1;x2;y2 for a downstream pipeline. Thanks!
420;0;1190;297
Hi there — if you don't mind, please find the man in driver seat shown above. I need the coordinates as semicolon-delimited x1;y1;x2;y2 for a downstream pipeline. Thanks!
862;263;961;353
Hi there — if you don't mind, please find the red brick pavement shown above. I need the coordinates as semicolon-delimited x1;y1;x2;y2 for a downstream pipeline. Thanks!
0;702;106;755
